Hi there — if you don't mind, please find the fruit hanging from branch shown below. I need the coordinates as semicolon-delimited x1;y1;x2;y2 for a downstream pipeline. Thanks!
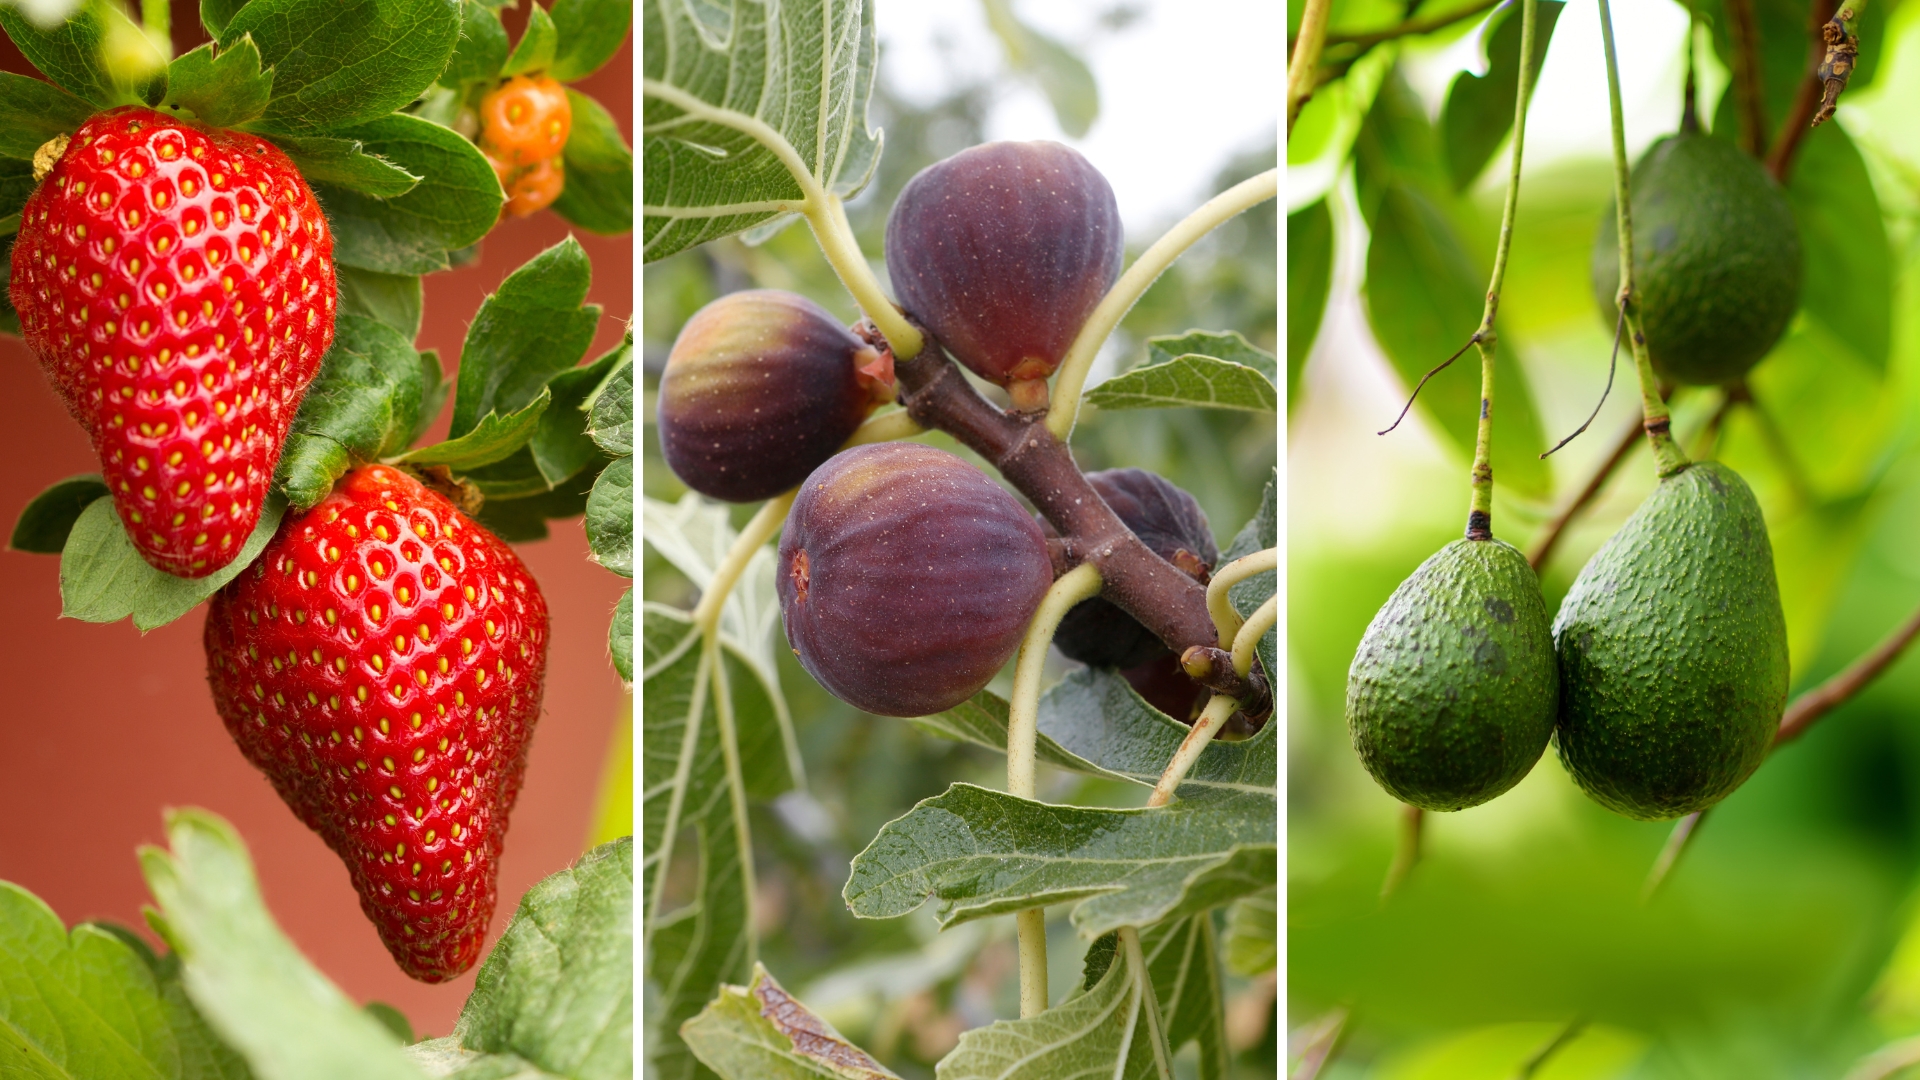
12;107;337;578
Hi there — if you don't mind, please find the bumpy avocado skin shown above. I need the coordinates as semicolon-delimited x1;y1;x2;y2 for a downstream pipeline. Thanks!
1553;461;1788;820
1592;133;1802;386
1347;538;1558;811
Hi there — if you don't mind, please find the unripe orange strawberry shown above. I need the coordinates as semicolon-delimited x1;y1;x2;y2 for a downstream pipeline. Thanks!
204;465;548;982
478;75;571;169
11;107;336;577
502;156;565;218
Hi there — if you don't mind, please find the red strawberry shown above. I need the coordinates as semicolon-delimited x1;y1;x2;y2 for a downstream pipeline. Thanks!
12;106;336;578
203;465;547;982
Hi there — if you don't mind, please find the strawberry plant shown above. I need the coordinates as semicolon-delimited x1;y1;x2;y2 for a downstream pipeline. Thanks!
0;0;633;1069
644;2;1278;1076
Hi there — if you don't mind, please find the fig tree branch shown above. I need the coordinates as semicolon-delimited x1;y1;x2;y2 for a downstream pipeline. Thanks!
1527;411;1643;572
1045;169;1279;441
1288;0;1334;134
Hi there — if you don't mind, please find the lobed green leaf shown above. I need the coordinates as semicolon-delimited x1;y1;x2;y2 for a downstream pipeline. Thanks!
1084;336;1277;413
60;494;286;631
1082;916;1229;1078
940;933;1164;1079
1224;887;1277;976
681;964;898;1080
9;473;108;554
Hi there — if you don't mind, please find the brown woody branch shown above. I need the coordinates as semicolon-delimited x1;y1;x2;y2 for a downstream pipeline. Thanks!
1726;0;1772;158
1767;0;1847;183
1528;411;1643;572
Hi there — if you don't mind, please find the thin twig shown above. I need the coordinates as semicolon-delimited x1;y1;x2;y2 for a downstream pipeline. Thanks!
1641;808;1708;900
1689;388;1739;461
1541;304;1626;460
1776;602;1920;746
1527;411;1642;572
1738;381;1817;507
1766;0;1846;182
1725;0;1771;158
1378;334;1480;436
1289;1008;1348;1080
1516;1018;1589;1079
1288;0;1334;134
1381;803;1424;900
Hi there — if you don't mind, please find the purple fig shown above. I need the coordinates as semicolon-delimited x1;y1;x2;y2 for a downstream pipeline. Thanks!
777;442;1054;717
885;141;1123;410
658;290;892;503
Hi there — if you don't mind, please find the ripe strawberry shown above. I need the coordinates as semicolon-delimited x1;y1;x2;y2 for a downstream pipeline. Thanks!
203;465;548;982
11;106;336;578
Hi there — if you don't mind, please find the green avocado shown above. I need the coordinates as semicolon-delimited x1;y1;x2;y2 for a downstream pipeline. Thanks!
1591;132;1802;386
1347;537;1558;811
1553;461;1788;820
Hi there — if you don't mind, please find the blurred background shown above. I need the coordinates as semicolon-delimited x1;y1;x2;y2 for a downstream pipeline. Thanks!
0;0;631;1037
642;0;1277;1075
1288;0;1920;1073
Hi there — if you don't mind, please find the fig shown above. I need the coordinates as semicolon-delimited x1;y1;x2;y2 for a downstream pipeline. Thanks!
885;141;1123;409
777;443;1054;717
658;290;890;502
1044;468;1217;669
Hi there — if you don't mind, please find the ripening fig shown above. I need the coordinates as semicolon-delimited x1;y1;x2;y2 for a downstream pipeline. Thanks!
1346;538;1558;811
1591;131;1802;386
777;443;1054;717
885;140;1123;411
1044;468;1217;670
1553;461;1788;819
658;290;892;503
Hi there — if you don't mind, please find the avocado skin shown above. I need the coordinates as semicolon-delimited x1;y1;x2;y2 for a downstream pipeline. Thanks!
1552;461;1788;820
1347;537;1558;811
1591;133;1802;386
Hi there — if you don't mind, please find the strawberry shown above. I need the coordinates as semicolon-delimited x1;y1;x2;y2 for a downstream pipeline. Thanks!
497;156;565;218
11;106;336;578
203;464;548;982
478;75;571;168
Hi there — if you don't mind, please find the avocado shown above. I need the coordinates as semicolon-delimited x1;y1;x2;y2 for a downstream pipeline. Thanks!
1553;461;1788;819
1347;537;1558;811
1591;132;1802;386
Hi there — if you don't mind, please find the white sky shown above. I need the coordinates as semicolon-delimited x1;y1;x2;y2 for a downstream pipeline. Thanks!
875;0;1283;233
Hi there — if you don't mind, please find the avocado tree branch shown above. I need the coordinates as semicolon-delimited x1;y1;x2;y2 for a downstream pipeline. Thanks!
1640;806;1709;899
1766;0;1849;183
1725;0;1771;158
1288;0;1335;134
1527;411;1643;571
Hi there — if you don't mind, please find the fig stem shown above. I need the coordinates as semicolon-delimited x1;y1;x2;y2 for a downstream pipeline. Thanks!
1287;0;1334;134
1207;548;1277;644
846;406;924;446
1015;909;1049;1018
1121;925;1177;1073
1598;0;1691;478
1231;596;1278;678
1148;694;1238;808
690;492;797;635
1466;0;1542;537
806;193;927;361
1045;168;1279;442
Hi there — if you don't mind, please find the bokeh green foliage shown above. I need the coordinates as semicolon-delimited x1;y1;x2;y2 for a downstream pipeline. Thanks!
1290;0;1920;1073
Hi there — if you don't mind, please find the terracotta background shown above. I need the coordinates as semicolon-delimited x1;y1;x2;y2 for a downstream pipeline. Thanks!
0;2;632;1036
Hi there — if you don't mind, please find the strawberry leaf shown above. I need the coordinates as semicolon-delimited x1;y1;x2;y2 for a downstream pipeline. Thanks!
584;454;630;576
60;493;287;630
336;264;423;339
397;386;551;470
9;473;108;554
609;588;632;680
0;71;97;159
265;131;421;199
0;5;118;107
437;0;508;88
450;236;599;438
222;0;460;133
548;0;627;82
532;337;626;487
551;89;631;236
585;341;631;456
499;2;556;78
475;458;602;541
278;313;430;507
314;113;502;274
138;808;425;1079
164;35;275;128
201;0;248;37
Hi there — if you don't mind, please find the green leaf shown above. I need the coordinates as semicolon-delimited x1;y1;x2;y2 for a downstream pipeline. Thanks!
201;0;247;37
1224;887;1277;976
547;0;627;81
1082;917;1229;1078
221;0;460;132
499;2;555;77
460;448;553;500
438;0;507;87
0;156;37;218
905;688;1134;784
398;388;550;470
9;473;108;554
450;237;599;438
336;265;423;339
138;808;424;1079
0;880;255;1079
642;604;796;1080
1353;67;1449;221
641;494;787;688
845;784;1276;939
315;113;503;275
265;132;421;199
1438;0;1563;191
1084;349;1277;413
436;839;632;1080
163;34;274;128
609;588;632;681
584;454;631;576
585;346;632;456
980;0;1098;138
0;71;98;159
1787;122;1891;373
682;964;899;1080
1287;198;1333;410
940;934;1165;1079
551;89;632;235
471;458;601;542
532;339;626;487
277;313;427;507
60;495;286;631
364;1003;414;1046
642;0;880;260
0;4;117;106
1364;182;1549;496
1037;669;1278;797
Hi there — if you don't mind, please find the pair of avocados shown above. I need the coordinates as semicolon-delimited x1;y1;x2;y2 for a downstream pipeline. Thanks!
1346;131;1798;820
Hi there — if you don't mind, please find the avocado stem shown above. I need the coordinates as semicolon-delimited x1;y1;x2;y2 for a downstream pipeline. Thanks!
1598;0;1692;479
1380;803;1424;900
